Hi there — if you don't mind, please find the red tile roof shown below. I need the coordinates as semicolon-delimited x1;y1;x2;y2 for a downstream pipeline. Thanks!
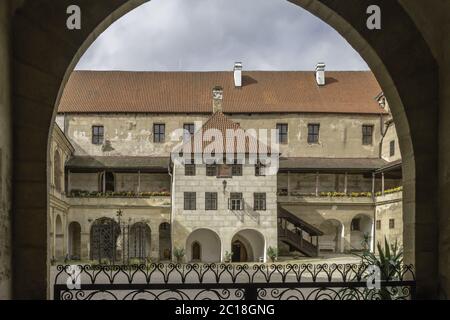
58;70;385;115
176;111;272;155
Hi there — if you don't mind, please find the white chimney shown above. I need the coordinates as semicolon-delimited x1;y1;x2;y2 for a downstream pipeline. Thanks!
233;62;242;88
315;62;326;86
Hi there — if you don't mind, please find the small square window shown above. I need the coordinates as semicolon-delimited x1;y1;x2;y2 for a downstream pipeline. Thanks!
362;125;374;145
183;123;195;141
389;219;395;229
206;164;217;177
185;164;196;176
153;124;165;143
232;163;242;176
184;192;196;210
390;140;395;157
276;123;288;144
351;218;360;231
92;125;104;145
307;124;320;144
254;193;266;211
229;193;243;210
376;220;381;230
255;162;266;176
205;192;218;210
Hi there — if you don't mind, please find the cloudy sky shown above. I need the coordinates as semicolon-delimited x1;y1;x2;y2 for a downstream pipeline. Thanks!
76;0;369;71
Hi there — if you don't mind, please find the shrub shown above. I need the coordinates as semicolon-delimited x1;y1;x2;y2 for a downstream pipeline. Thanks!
266;247;278;263
173;247;185;263
224;251;233;263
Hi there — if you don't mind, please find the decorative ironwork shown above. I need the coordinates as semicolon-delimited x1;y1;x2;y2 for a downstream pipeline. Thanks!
53;263;415;300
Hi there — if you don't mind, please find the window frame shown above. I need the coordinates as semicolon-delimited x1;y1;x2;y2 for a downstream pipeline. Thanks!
205;192;218;210
229;192;244;210
184;164;196;176
184;192;196;210
390;140;396;157
255;162;266;176
362;124;374;145
254;193;266;211
389;218;395;229
183;123;195;141
92;125;104;145
206;164;217;177
276;123;288;144
153;123;166;143
307;123;320;144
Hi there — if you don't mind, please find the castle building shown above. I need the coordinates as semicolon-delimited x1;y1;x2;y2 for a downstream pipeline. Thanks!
49;63;402;263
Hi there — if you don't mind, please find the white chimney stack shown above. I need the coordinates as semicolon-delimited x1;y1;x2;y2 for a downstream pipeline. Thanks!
234;62;242;88
315;62;326;86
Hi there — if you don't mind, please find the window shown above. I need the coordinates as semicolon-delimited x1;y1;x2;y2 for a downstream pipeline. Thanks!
206;164;217;177
389;219;395;229
232;163;243;176
229;192;244;210
307;124;320;144
183;123;195;141
205;192;218;210
276;123;288;144
184;192;196;210
390;140;395;157
255;162;266;176
217;164;232;178
351;218;360;231
376;220;381;230
362;125;374;145
153;124;165;143
92;125;104;145
185;164;196;176
254;193;266;211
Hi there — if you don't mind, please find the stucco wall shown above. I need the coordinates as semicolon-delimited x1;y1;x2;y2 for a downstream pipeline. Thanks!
0;0;12;299
61;113;384;158
375;192;403;249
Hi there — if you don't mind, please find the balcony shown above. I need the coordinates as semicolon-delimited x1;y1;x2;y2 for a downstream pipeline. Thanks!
66;190;171;207
277;191;374;205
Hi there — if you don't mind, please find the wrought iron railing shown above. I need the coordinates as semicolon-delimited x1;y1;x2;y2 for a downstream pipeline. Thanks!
53;263;416;300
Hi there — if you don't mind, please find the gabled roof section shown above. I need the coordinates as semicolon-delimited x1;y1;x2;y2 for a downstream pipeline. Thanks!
175;111;272;155
58;71;386;115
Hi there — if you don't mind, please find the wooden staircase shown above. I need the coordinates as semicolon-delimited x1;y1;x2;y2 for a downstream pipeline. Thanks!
278;206;324;257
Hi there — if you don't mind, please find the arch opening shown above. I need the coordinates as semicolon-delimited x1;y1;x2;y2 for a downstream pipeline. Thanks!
231;229;265;263
186;228;221;263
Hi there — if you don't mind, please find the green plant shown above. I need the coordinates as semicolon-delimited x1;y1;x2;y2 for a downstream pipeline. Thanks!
224;251;233;263
173;247;185;263
266;246;278;263
354;238;404;300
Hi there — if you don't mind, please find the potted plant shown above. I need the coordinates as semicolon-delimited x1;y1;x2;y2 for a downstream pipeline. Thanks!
224;251;233;263
173;247;185;263
266;246;278;263
354;237;404;300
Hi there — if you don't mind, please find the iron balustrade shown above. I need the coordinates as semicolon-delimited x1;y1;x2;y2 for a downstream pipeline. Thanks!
53;263;416;300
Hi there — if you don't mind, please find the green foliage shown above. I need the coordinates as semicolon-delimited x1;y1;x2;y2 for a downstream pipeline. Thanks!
173;247;186;263
354;237;404;300
224;251;233;263
266;246;278;263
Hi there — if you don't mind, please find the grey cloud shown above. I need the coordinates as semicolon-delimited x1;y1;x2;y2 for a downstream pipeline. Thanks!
76;0;369;71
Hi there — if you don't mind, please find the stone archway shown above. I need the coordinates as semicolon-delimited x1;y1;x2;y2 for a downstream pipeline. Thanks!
319;219;344;253
231;229;265;263
10;0;439;298
186;228;221;263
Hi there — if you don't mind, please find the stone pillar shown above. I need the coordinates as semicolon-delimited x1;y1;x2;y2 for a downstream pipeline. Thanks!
81;232;90;261
344;172;348;194
150;228;159;261
381;172;385;196
315;172;319;197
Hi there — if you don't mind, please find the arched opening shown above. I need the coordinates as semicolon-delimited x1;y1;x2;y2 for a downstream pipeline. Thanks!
191;242;201;261
90;218;121;262
350;214;373;252
186;228;221;263
68;222;81;260
128;222;151;260
231;229;265;263
159;222;171;260
8;0;439;299
53;150;62;192
54;215;64;260
319;219;344;253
